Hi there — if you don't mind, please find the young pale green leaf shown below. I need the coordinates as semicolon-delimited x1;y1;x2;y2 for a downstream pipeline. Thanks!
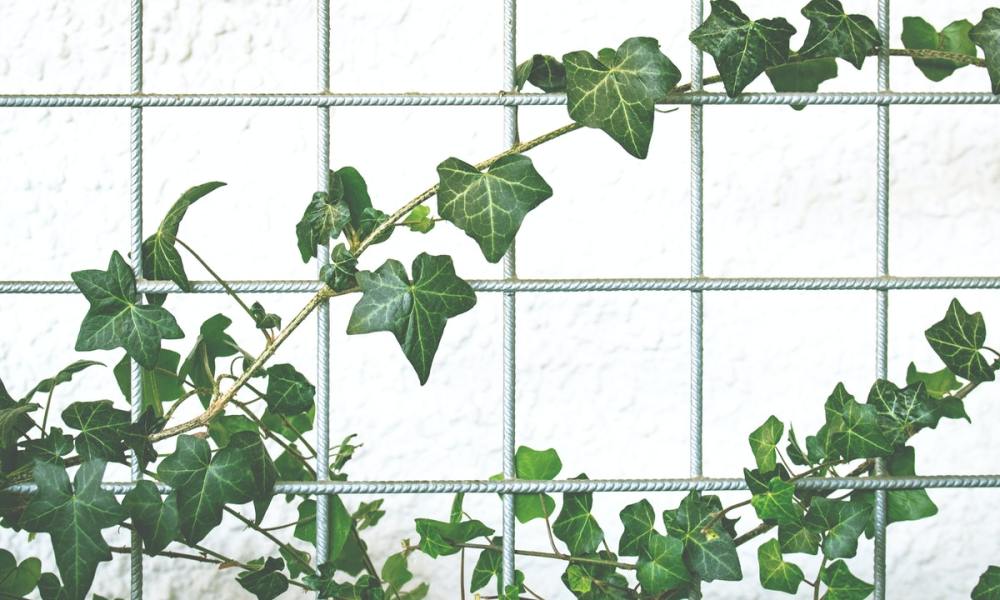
925;299;995;383
798;0;879;69
293;496;351;563
765;57;838;110
757;538;804;594
563;37;680;158
141;182;227;305
347;253;476;384
905;362;961;400
179;313;244;407
971;9;1000;94
73;251;184;369
61;401;129;462
552;474;605;556
664;491;742;582
866;379;937;444
113;351;181;417
296;191;351;263
19;461;125;600
264;363;315;417
414;518;494;558
825;384;893;460
236;557;288;600
515;54;566;92
821;560;874;599
778;521;820;555
748;415;784;472
513;445;562;523
750;477;802;525
973;566;1000;600
437;154;552;263
636;532;689;594
24;360;105;401
618;499;657;557
901;17;977;82
400;205;436;233
121;481;178;555
690;0;795;97
804;497;871;559
0;549;42;597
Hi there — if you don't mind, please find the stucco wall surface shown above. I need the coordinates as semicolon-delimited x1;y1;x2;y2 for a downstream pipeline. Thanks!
2;1;1000;598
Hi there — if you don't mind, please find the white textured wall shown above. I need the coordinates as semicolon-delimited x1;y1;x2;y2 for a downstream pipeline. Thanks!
2;1;1000;598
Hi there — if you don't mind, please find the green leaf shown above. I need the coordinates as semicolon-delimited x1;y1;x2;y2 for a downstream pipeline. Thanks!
778;521;820;555
292;497;352;563
113;351;181;417
236;557;288;600
901;17;977;82
513;445;561;523
757;538;804;594
449;493;464;524
320;244;359;292
414;518;494;558
436;154;553;262
515;54;566;92
179;313;244;407
22;427;75;464
786;425;811;466
853;446;937;535
0;549;42;597
336;166;373;231
804;497;870;559
207;414;259;448
906;362;961;400
24;360;105;401
61;401;128;462
358;207;394;246
690;0;795;97
751;477;803;525
973;566;1000;600
559;553;630;599
265;364;315;417
470;537;524;595
249;302;281;331
748;415;784;472
799;0;879;69
563;37;680;158
381;552;412;594
400;205;435;233
618;499;656;557
553;474;605;556
925;299;995;383
636;532;689;594
825;383;893;460
765;57;838;110
73;251;184;369
121;480;178;555
971;9;1000;94
296;191;351;263
820;560;873;599
19;460;125;600
141;182;227;304
347;253;476;384
866;379;937;444
233;431;279;524
36;572;69;600
663;491;742;582
0;402;37;450
278;545;312;579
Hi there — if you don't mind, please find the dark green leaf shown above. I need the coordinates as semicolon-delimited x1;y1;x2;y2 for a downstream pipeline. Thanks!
208;414;259;448
750;477;802;525
748;415;783;472
514;445;561;523
336;167;373;231
261;406;313;443
901;17;977;82
250;302;281;331
553;474;605;556
265;364;315;417
61;401;128;462
292;497;352;563
820;560;873;599
437;154;553;262
765;57;838;110
73;251;184;369
663;491;742;582
141;182;227;304
25;360;105;401
924;299;995;383
799;0;879;69
414;518;494;558
971;9;1000;94
381;552;412;594
121;480;178;555
515;54;566;92
229;431;278;524
120;408;164;472
618;499;656;557
853;445;937;536
690;0;795;96
278;545;312;579
37;572;69;600
296;191;351;263
470;537;524;595
449;493;464;524
274;449;310;482
358;207;393;246
973;566;1000;600
0;549;42;597
757;538;804;594
559;552;631;599
236;557;288;600
347;253;476;384
866;379;936;444
0;402;37;450
824;383;893;460
19;461;125;600
778;521;820;555
320;244;358;292
786;425;811;466
179;313;244;407
804;497;870;559
636;532;689;594
114;350;182;417
22;427;74;464
563;37;680;157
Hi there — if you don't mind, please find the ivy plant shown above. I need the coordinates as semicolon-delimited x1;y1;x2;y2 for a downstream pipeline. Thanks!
3;2;1000;598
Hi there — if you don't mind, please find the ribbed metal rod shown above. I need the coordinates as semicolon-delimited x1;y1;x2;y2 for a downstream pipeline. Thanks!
689;0;705;482
1;92;999;108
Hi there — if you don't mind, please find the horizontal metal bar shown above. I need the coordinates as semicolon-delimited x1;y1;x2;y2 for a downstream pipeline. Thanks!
3;276;1000;295
0;91;997;109
7;475;1000;495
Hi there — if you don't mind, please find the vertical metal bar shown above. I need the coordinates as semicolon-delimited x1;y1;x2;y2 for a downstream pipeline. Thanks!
128;1;144;598
874;1;891;598
500;0;518;589
689;0;704;479
315;0;332;571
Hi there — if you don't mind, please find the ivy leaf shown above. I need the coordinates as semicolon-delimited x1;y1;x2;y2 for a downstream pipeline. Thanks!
24;360;105;401
347;253;476;384
799;0;880;69
563;37;680;158
778;521;820;555
820;560;874;600
901;18;977;82
971;9;1000;95
22;427;75;464
278;546;312;580
618;499;656;557
905;362;961;400
750;477;803;525
748;415;783;472
866;379;937;444
261;407;313;444
400;205;435;233
264;364;315;417
636;532;690;594
513;445;562;523
804;497;870;559
853;446;937;535
559;553;630;599
664;491;742;582
207;414;258;448
292;497;352;562
0;402;37;450
113;350;182;417
236;557;288;600
121;407;165;471
470;537;524;595
0;549;42;597
786;425;811;466
61;401;128;463
296;191;351;263
381;552;412;594
73;251;184;369
336;166;372;232
320;244;359;292
121;480;178;555
413;518;494;558
436;154;553;262
925;299;995;383
973;566;1000;600
179;314;244;407
690;0;795;97
825;383;893;460
358;207;394;246
230;431;279;524
19;460;125;600
141;182;227;304
449;494;464;524
515;54;566;92
249;302;281;331
765;58;838;110
552;474;605;556
757;538;804;594
36;572;69;600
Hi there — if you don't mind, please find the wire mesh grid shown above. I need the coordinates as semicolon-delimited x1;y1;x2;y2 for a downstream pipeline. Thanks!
3;0;1000;598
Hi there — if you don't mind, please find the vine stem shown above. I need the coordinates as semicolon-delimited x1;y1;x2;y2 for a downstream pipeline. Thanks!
174;237;257;324
457;542;635;571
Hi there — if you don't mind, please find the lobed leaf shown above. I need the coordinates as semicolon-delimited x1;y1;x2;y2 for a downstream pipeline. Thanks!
924;298;995;383
552;474;605;556
971;9;1000;94
901;17;977;82
799;0;879;69
757;538;804;594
